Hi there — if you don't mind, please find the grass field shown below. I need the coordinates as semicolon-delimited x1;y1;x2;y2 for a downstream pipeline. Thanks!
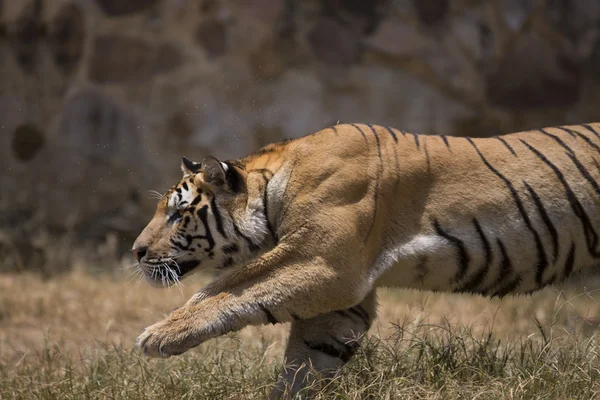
1;267;600;399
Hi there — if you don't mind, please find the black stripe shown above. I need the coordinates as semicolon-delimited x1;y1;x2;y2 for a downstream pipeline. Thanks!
350;123;368;142
218;257;234;269
536;128;600;187
224;162;244;194
182;181;189;191
412;133;420;150
222;243;239;254
210;197;227;239
493;275;522;298
491;239;522;297
258;303;278;325
520;139;600;258
562;242;576;280
185;234;194;250
170;237;185;250
568;152;600;197
289;310;301;321
561;127;600;155
494;136;517;156
433;219;470;282
327;334;360;359
466;138;548;286
497;239;512;280
423;137;431;171
367;124;383;161
543;273;558;287
335;310;351;319
457;218;492;294
539;128;571;149
540;128;600;196
349;305;371;326
582;124;600;141
190;195;202;206
440;135;450;149
524;182;559;263
385;126;398;143
555;126;577;138
173;260;200;276
303;340;353;363
197;205;216;251
335;306;371;327
556;125;580;139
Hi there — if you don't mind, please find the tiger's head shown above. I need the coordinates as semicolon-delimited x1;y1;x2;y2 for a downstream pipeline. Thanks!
132;156;268;286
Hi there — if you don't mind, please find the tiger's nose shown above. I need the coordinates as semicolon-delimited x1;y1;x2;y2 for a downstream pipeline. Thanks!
133;246;148;262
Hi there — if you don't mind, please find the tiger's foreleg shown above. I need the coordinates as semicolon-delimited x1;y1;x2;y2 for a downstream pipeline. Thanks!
270;291;377;399
135;246;371;359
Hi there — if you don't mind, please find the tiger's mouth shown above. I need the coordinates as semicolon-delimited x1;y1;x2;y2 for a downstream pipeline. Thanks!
141;259;201;285
170;260;201;277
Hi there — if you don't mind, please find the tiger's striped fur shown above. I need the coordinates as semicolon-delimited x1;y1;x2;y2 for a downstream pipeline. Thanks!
133;123;600;398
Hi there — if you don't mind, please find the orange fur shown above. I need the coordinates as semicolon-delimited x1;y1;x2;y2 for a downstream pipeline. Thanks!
133;123;600;397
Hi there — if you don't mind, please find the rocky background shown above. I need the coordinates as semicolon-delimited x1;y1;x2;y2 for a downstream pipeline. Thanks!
1;0;600;274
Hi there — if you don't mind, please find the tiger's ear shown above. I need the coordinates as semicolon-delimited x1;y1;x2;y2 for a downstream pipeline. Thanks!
201;156;228;186
181;156;202;177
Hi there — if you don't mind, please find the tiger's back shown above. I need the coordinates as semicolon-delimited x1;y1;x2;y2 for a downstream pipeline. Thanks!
244;123;600;297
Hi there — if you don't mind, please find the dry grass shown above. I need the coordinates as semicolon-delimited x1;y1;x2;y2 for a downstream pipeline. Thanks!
1;266;600;399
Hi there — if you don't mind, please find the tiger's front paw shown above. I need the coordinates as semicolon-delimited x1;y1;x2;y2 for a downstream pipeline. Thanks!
135;320;194;358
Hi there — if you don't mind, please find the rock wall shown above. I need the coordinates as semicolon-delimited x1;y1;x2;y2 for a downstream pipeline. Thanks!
1;0;600;271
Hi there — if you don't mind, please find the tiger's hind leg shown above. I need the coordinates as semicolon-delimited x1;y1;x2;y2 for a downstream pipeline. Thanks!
270;291;377;399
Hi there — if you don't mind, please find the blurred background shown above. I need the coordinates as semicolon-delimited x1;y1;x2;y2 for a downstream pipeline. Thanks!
1;0;600;275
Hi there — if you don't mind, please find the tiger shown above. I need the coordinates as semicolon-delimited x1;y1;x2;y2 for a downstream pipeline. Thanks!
133;122;600;398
